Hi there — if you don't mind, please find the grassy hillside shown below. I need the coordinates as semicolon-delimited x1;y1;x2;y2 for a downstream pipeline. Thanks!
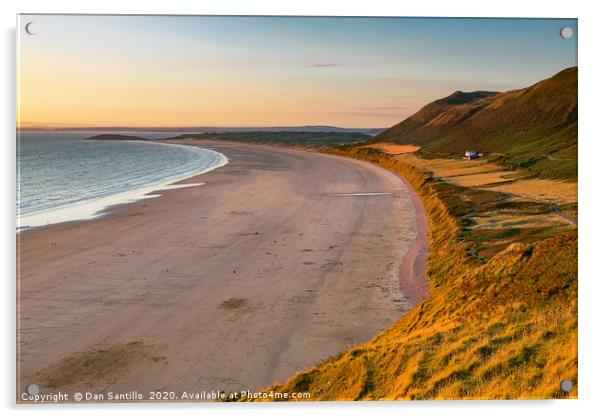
374;67;577;180
254;148;577;400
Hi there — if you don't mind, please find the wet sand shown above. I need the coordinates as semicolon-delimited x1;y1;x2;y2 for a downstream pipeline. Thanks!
17;140;427;400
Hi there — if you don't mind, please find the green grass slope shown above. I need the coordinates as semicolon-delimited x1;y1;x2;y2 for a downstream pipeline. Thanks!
375;67;577;180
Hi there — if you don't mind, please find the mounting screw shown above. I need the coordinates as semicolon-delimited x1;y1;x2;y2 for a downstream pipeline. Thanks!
560;26;574;39
26;384;39;396
560;379;573;392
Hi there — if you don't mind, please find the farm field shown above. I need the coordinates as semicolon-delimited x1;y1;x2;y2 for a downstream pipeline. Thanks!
396;153;577;205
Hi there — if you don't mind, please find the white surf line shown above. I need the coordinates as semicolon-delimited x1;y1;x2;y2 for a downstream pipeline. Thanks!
330;192;393;196
17;142;229;231
17;182;207;231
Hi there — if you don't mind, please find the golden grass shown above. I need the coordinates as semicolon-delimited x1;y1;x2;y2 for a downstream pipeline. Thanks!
250;148;577;401
451;173;518;187
394;153;575;258
396;154;507;178
487;179;578;205
361;143;421;154
469;211;573;230
396;154;577;204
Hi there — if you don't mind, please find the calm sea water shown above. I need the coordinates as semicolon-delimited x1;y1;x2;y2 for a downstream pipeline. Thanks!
17;131;227;226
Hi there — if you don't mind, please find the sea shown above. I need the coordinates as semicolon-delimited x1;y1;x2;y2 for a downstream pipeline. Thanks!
17;131;228;229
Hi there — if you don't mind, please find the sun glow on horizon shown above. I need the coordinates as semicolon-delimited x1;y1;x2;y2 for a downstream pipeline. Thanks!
18;15;577;129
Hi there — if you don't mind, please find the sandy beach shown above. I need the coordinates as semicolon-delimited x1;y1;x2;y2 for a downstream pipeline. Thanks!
17;140;427;400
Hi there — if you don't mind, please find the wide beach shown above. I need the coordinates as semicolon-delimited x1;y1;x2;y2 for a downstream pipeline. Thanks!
17;140;427;398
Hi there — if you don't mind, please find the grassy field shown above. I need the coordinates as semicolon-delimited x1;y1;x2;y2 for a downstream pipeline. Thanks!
486;180;577;206
249;147;577;400
368;148;577;260
394;152;577;205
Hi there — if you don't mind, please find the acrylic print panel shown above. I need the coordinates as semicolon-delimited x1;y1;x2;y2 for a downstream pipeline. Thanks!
16;15;577;403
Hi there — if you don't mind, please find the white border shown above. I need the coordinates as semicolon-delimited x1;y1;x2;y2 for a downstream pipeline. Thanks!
2;1;600;417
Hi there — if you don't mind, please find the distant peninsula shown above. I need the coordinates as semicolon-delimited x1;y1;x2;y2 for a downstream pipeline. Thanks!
87;134;149;141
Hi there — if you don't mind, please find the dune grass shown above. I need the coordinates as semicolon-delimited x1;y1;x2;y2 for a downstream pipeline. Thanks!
253;147;577;400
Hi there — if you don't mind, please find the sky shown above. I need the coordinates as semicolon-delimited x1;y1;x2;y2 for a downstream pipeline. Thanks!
17;15;577;129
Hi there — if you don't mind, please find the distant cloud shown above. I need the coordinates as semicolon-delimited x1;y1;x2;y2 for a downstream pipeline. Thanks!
308;63;340;68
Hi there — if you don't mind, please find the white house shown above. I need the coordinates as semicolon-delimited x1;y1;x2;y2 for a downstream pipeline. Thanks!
465;150;479;160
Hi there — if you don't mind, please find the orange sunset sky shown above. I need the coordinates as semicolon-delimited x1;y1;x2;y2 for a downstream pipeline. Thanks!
18;15;576;129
